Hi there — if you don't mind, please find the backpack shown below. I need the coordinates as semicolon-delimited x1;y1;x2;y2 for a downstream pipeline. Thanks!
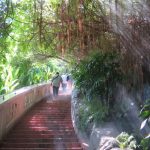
67;75;69;81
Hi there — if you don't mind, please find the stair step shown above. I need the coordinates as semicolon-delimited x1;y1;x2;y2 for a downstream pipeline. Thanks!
0;98;83;150
10;129;75;132
0;147;83;150
12;127;75;130
3;138;79;143
0;142;81;148
6;135;77;139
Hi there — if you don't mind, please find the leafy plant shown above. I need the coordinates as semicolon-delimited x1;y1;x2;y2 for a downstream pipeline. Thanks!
87;98;109;122
139;99;150;150
140;99;150;132
116;132;137;149
78;106;91;131
72;51;123;113
78;98;109;131
0;51;61;94
140;138;150;150
26;61;59;85
0;64;19;94
0;54;19;94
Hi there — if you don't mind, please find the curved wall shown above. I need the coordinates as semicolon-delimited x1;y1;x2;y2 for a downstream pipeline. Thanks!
0;83;51;140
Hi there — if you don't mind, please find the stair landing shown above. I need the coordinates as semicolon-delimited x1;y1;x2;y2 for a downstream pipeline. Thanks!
0;95;83;150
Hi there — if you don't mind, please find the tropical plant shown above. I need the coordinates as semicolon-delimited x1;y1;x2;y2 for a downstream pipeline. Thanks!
0;54;19;94
0;51;62;94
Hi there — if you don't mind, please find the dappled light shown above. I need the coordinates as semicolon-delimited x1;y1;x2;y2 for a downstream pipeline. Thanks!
0;0;150;149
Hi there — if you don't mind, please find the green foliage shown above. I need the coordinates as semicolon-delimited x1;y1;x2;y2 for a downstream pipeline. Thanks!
0;66;19;94
0;0;68;95
78;98;110;131
73;51;123;128
116;132;137;149
88;98;109;122
27;62;55;85
140;138;150;150
6;0;35;53
0;0;13;37
78;105;91;131
0;52;61;94
139;99;150;150
0;54;19;94
72;51;122;108
140;99;150;120
140;99;150;137
12;57;33;87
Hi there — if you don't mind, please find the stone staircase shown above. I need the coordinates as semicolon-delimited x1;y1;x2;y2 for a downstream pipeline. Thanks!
0;96;83;150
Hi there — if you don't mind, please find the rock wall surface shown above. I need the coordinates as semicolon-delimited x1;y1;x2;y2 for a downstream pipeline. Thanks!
71;84;150;150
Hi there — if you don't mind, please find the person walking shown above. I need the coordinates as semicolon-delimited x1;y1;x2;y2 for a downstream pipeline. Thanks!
51;72;62;98
61;74;68;92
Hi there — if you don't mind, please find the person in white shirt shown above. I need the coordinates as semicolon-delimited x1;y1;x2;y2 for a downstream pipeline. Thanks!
61;74;68;92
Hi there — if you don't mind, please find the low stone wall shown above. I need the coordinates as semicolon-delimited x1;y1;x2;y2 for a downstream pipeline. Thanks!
0;83;51;140
71;89;90;150
71;85;150;150
71;89;120;150
114;84;150;137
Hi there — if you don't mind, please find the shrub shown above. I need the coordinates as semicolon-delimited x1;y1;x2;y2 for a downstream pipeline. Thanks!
72;51;122;114
78;98;109;131
116;132;137;149
140;138;150;150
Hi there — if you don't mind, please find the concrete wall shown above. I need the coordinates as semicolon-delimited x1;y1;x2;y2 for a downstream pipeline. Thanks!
0;83;51;140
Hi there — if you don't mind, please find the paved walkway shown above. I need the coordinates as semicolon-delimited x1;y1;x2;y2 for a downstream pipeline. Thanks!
0;87;83;150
